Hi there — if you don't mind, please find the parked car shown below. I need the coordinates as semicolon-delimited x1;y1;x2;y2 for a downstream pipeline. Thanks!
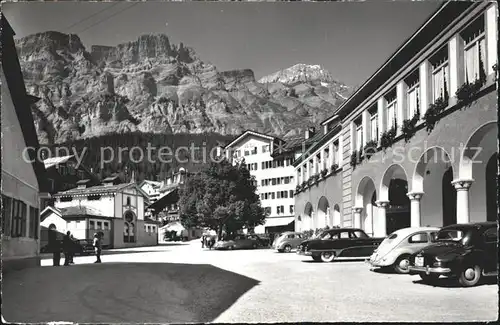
408;221;497;287
74;239;95;256
297;228;385;262
255;234;271;247
368;227;440;273
272;232;305;253
214;234;260;250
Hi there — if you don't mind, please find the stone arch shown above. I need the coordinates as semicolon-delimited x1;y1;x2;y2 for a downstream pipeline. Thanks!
380;164;410;235
355;176;377;234
317;196;330;229
332;204;341;227
413;146;455;227
304;202;314;230
460;121;498;223
459;121;497;180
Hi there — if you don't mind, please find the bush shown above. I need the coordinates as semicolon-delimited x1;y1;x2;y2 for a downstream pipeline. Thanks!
424;97;448;132
380;122;397;150
401;108;420;142
363;140;378;159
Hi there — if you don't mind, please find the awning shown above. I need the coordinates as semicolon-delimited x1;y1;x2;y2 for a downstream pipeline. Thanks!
264;216;295;228
160;221;185;234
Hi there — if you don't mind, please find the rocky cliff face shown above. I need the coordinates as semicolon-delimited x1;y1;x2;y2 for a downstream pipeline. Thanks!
16;32;351;144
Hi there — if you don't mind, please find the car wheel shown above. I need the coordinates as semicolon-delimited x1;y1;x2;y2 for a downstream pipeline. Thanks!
284;245;292;253
277;249;284;253
312;256;322;262
252;243;258;249
393;254;411;274
229;245;234;250
458;265;482;287
320;252;335;263
419;273;440;283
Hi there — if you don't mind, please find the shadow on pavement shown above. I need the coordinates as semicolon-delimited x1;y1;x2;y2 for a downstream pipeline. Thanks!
2;262;259;323
411;275;497;288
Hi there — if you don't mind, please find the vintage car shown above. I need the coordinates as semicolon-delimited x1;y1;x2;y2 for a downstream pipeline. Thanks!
368;227;440;273
74;239;95;256
213;234;260;250
272;232;305;253
408;221;497;287
296;228;385;262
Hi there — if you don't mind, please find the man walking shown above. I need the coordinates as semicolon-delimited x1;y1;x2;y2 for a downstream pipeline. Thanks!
48;227;61;266
63;231;73;266
93;233;102;263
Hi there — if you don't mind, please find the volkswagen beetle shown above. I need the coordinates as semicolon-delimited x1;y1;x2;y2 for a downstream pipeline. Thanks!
368;227;440;274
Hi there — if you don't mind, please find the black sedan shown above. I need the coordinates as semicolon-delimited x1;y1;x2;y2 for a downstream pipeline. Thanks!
297;228;385;262
408;221;497;287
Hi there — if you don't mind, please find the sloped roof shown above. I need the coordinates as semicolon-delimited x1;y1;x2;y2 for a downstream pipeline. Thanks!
52;182;136;197
59;206;107;218
224;130;282;149
43;155;74;169
1;16;49;193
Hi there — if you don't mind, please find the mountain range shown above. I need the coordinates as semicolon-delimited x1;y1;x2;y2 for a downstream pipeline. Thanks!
15;32;352;145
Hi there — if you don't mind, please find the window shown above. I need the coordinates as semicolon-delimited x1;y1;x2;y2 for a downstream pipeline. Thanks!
97;221;102;230
290;205;294;214
385;90;397;130
461;15;486;84
244;150;250;156
405;70;420;119
430;45;450;102
11;200;27;237
251;147;258;155
28;206;39;239
89;220;95;230
126;197;131;206
59;165;67;176
351;230;368;238
289;190;294;198
104;222;109;231
339;231;350;239
484;228;497;243
2;195;12;236
262;145;270;153
355;119;363;151
408;233;428;243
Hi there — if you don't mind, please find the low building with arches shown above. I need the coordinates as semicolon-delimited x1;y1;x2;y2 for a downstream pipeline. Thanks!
49;176;158;248
294;2;497;236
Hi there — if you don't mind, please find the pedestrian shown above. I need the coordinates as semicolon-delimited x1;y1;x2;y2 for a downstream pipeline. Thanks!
93;232;102;263
201;235;205;248
48;228;61;266
69;234;77;264
209;236;215;250
63;231;73;266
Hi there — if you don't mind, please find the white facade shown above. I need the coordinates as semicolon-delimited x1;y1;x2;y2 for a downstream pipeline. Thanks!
224;131;296;233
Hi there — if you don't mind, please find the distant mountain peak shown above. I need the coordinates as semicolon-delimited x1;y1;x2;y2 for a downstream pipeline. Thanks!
258;63;341;86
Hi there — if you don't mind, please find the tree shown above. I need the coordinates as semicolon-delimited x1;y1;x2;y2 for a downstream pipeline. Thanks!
178;159;266;237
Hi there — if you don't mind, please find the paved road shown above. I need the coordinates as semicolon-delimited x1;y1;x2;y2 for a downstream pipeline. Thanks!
2;241;497;323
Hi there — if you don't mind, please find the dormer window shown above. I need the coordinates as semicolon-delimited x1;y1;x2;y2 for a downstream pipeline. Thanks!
385;90;397;130
430;45;450;102
461;14;486;84
405;70;420;119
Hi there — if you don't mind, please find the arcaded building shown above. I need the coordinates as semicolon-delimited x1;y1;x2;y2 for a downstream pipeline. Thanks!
293;2;497;237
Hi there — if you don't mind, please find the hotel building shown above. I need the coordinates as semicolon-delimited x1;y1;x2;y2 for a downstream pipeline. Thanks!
293;2;497;236
223;131;297;234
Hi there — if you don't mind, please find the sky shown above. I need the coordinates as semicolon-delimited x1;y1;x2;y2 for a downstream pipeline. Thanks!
3;1;443;87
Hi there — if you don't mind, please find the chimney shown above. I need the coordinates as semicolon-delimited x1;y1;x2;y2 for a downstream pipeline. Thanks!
305;127;315;140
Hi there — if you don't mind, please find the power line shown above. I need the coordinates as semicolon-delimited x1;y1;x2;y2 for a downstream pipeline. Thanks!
74;2;140;35
66;2;122;32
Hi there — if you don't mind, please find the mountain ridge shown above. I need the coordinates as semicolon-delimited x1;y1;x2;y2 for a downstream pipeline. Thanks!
16;31;352;145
